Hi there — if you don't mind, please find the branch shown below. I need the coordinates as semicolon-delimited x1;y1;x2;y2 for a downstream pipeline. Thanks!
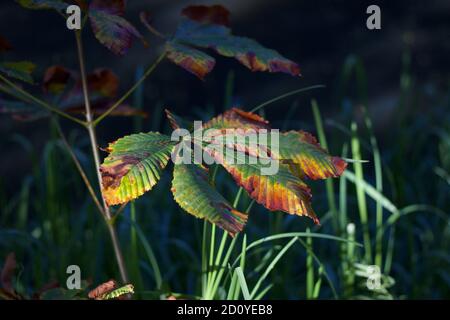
0;73;87;126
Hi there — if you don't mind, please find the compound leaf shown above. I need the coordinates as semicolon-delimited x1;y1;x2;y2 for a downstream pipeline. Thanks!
100;132;177;206
169;5;300;78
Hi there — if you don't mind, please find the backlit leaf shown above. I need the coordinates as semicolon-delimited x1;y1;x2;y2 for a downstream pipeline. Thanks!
0;61;36;84
170;5;300;77
204;108;346;180
89;0;144;55
204;107;270;130
206;148;319;224
172;163;248;236
201;108;347;223
277;131;347;180
100;132;177;206
166;41;215;80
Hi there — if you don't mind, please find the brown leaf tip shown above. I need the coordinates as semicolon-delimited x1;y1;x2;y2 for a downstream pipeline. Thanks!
88;279;117;299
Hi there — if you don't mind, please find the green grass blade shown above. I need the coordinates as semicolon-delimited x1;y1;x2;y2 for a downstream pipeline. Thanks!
351;121;372;264
129;220;163;289
235;267;251;300
312;99;338;232
250;237;297;299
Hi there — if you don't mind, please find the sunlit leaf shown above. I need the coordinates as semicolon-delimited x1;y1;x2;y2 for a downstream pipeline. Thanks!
207;148;319;224
204;107;270;130
89;0;144;55
172;163;247;236
0;61;36;84
166;41;215;80
277;131;347;180
201;108;347;223
204;108;347;180
169;5;301;77
100;132;177;206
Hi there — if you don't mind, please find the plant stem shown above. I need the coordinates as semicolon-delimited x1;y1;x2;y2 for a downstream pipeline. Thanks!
75;31;129;284
93;51;166;127
0;74;86;126
53;118;104;214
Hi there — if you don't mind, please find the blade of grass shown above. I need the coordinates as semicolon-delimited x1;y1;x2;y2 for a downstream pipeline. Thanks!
250;237;297;299
235;267;251;300
298;238;339;299
249;85;325;113
312;99;338;232
351;122;372;263
306;228;314;299
129;220;162;289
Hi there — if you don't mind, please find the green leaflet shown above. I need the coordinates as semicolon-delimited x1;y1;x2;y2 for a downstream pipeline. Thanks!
277;131;347;180
0;61;36;84
99;108;346;233
171;163;247;237
100;132;177;206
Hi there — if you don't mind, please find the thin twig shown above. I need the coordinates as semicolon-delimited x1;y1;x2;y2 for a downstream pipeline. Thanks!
0;74;87;126
53;118;104;214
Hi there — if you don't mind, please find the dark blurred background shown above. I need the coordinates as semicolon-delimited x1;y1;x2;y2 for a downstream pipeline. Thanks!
0;0;449;299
